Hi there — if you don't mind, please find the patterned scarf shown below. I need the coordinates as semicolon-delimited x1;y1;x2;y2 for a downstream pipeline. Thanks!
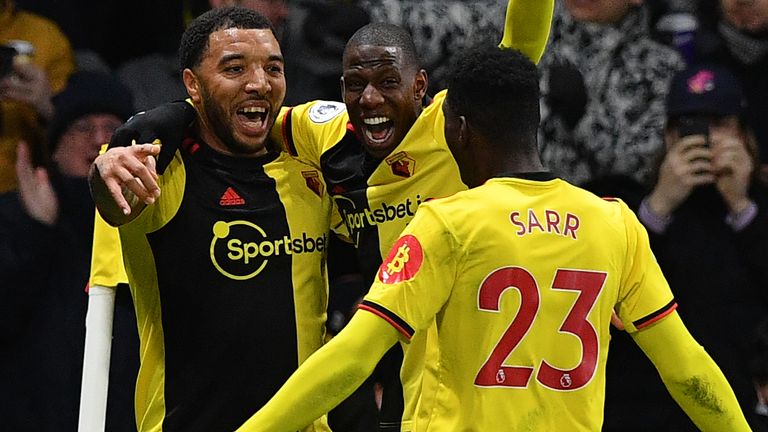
718;21;768;65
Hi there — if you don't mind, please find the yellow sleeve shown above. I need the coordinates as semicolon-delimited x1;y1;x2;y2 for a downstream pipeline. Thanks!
236;312;399;432
632;312;751;431
269;101;348;169
89;211;128;288
499;0;554;64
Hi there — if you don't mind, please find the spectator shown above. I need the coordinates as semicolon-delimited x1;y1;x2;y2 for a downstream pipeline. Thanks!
539;0;684;187
0;70;138;431
0;0;75;193
604;64;768;431
695;0;768;184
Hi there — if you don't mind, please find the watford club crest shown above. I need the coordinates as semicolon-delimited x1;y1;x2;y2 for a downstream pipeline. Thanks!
378;234;424;284
386;151;415;178
302;170;324;197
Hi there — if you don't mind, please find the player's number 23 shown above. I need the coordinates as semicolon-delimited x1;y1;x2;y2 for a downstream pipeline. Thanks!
475;267;606;391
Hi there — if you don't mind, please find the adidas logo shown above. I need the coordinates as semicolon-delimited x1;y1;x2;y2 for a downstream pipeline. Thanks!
219;187;245;206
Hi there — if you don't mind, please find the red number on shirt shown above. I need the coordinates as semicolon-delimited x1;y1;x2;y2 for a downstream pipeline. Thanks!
475;267;606;391
475;267;540;387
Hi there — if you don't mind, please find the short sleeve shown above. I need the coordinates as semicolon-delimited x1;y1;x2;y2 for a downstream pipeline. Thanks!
270;101;348;169
615;201;677;333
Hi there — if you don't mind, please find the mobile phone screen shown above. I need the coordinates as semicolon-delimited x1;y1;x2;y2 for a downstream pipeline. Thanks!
678;115;709;140
0;46;16;78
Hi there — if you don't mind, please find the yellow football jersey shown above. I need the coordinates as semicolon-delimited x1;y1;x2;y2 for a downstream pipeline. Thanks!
273;90;466;430
363;175;677;431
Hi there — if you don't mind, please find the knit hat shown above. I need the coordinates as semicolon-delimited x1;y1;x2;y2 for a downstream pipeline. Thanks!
48;71;135;151
666;64;745;118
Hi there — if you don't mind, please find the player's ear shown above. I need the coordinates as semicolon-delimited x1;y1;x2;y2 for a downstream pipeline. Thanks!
340;76;346;101
458;115;469;148
183;68;202;104
413;69;428;101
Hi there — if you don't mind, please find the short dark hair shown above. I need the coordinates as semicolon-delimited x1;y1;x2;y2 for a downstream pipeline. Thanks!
179;6;275;71
343;22;420;68
446;45;540;143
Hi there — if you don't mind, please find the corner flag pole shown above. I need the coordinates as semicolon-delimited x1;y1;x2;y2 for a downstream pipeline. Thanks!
78;211;129;432
78;285;116;432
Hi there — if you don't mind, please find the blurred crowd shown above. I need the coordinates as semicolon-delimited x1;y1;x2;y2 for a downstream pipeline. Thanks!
1;0;766;431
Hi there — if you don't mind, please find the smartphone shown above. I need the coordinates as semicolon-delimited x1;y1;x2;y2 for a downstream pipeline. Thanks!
678;115;709;142
0;45;16;78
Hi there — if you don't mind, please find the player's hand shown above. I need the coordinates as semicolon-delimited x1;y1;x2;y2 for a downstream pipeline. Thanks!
710;134;753;213
109;100;196;171
647;135;714;217
15;141;58;225
610;310;625;331
93;144;161;216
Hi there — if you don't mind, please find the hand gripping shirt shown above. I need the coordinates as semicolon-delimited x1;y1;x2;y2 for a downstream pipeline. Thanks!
272;90;465;430
363;175;677;432
117;137;334;432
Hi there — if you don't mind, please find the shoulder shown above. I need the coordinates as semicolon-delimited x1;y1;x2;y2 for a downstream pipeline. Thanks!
291;100;347;125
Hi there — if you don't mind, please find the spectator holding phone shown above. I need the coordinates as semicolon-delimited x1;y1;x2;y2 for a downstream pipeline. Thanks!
604;64;768;431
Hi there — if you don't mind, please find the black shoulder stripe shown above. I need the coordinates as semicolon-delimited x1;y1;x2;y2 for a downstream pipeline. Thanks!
633;299;678;329
358;300;415;340
282;108;297;157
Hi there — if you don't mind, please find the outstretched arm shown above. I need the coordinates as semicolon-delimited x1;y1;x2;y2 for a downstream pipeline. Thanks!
499;0;554;64
236;311;399;432
632;312;751;431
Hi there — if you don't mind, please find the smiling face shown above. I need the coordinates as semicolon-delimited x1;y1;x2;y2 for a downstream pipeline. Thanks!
341;44;427;159
184;27;285;156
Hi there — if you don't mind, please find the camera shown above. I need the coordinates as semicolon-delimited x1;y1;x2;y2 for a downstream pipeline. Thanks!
0;45;16;78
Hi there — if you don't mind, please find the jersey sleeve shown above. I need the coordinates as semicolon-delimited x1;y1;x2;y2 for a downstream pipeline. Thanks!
361;204;460;340
614;200;677;333
270;101;349;169
89;211;128;288
499;0;554;64
127;150;185;234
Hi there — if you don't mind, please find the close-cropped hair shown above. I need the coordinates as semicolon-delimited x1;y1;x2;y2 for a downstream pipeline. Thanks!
179;6;275;71
446;45;540;143
344;22;420;67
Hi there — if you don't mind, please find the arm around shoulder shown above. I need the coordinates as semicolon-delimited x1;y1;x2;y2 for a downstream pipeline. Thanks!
88;144;161;226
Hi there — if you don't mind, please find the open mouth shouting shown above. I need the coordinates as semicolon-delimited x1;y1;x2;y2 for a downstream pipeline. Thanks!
362;115;395;149
236;104;270;137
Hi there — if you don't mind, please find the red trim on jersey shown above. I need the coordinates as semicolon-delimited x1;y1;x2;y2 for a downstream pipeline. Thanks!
634;300;678;329
282;107;297;156
358;302;414;340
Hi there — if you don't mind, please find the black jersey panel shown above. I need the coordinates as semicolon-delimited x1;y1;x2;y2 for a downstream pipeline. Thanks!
320;132;383;284
148;144;297;431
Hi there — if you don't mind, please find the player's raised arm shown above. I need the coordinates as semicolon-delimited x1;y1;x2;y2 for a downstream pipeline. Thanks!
236;312;400;432
632;312;751;431
499;0;554;64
